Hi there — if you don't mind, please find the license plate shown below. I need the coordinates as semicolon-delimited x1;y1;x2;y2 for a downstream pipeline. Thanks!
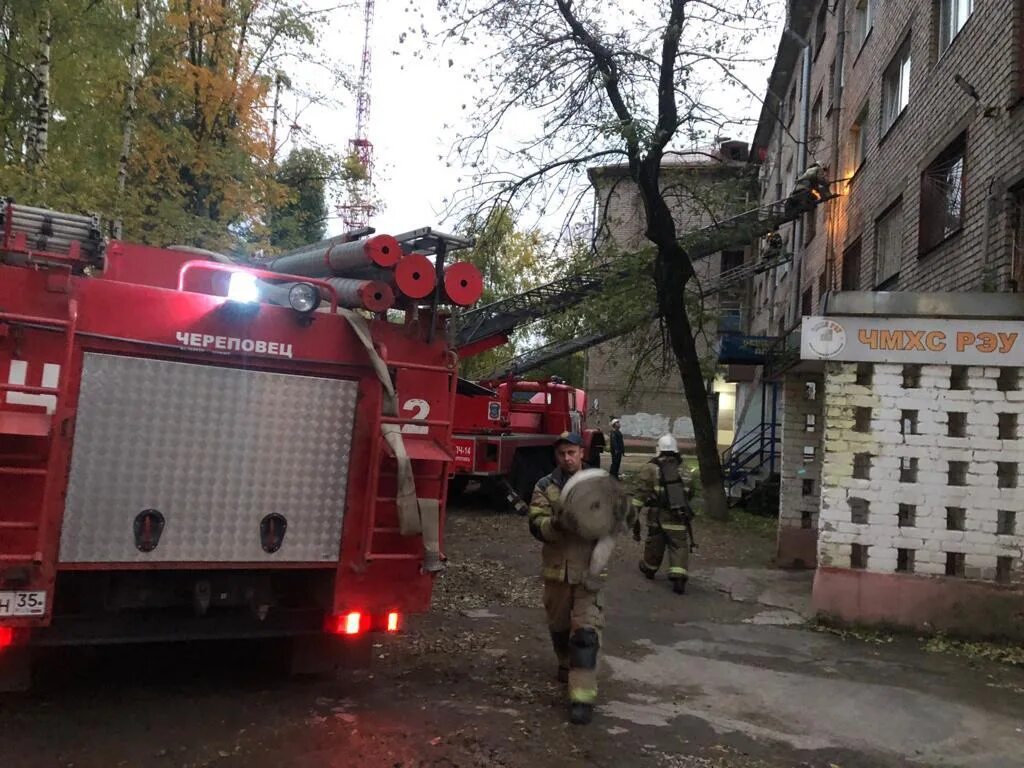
0;591;46;617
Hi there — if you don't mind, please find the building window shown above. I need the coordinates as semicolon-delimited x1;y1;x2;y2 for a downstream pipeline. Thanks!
842;237;862;290
815;0;828;56
874;198;903;287
787;80;798;126
849;103;868;174
1012;187;1024;291
802;287;813;316
852;0;874;49
919;133;966;254
811;91;823;142
939;0;973;53
828;59;836;111
804;207;817;244
818;271;827;304
881;36;911;136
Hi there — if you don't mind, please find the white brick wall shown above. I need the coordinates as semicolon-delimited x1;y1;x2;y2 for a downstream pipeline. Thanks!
818;362;1024;584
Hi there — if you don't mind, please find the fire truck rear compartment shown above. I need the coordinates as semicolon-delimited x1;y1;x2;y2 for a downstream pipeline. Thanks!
60;353;357;564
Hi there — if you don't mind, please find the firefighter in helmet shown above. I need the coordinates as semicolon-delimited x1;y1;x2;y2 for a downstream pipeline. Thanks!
528;432;605;726
784;162;829;218
631;433;695;594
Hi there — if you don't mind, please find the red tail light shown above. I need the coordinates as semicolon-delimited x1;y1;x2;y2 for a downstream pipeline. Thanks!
326;612;364;636
344;612;362;635
386;612;400;633
0;626;13;649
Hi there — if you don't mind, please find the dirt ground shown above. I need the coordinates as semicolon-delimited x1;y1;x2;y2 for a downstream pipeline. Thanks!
2;490;1023;768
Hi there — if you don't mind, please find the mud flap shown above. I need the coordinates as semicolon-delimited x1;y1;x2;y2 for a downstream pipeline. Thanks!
287;633;372;677
0;644;32;692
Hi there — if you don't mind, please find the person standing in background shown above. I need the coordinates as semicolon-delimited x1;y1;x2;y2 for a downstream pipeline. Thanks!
609;419;624;480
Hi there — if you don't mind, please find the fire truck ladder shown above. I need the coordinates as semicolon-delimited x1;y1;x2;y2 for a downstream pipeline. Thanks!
0;300;79;568
453;186;836;354
478;248;795;380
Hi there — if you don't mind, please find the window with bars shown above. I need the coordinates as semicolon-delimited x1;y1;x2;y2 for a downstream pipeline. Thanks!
919;133;965;254
881;36;911;136
939;0;973;53
842;237;862;289
875;199;903;286
852;0;874;49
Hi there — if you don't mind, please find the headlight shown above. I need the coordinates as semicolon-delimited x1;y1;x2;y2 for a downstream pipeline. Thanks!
288;282;320;313
227;272;259;303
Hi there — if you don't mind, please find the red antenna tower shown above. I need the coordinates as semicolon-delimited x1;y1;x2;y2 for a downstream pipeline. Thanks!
342;0;375;230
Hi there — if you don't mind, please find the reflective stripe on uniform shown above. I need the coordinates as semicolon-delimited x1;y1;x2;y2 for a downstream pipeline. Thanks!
543;565;566;581
630;498;644;508
668;566;688;576
659;523;688;531
570;686;597;703
528;505;548;520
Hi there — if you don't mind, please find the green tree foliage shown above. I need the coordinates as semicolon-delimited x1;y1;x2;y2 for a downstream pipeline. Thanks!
270;147;333;249
456;206;548;380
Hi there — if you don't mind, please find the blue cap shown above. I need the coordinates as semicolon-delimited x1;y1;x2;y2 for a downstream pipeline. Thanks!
555;431;584;447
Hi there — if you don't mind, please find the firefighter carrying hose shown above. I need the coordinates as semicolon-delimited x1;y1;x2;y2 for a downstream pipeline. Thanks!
528;432;605;726
631;433;696;594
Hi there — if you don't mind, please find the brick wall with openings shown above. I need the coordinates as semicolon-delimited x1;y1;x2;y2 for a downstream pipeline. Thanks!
818;361;1024;585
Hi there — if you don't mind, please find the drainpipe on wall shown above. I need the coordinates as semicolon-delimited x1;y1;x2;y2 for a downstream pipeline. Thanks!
824;0;847;294
783;25;812;329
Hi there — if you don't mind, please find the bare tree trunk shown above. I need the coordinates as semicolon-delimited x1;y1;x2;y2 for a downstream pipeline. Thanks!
25;4;51;184
115;0;145;238
644;190;729;521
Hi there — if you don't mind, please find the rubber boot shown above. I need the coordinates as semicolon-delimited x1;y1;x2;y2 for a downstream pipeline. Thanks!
569;702;593;725
639;562;655;580
672;576;687;594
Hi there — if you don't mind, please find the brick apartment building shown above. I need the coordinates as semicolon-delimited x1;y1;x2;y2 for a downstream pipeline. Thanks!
740;0;1024;635
586;150;757;448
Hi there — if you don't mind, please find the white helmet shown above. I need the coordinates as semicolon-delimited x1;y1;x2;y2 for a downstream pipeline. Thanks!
657;433;678;454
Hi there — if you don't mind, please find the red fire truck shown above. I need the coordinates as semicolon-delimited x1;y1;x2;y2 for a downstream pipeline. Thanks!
449;377;603;505
0;200;480;690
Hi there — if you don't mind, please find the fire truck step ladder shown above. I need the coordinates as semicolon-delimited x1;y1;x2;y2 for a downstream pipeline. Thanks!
363;359;456;565
0;301;79;565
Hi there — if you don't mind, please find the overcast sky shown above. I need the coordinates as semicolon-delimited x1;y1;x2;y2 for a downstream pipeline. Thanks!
286;2;785;239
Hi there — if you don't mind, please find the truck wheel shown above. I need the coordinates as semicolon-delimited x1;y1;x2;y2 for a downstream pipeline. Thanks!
511;450;553;507
0;644;32;692
447;475;470;501
288;633;373;677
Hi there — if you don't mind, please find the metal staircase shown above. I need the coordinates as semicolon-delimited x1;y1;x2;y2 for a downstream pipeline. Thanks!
721;379;780;501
